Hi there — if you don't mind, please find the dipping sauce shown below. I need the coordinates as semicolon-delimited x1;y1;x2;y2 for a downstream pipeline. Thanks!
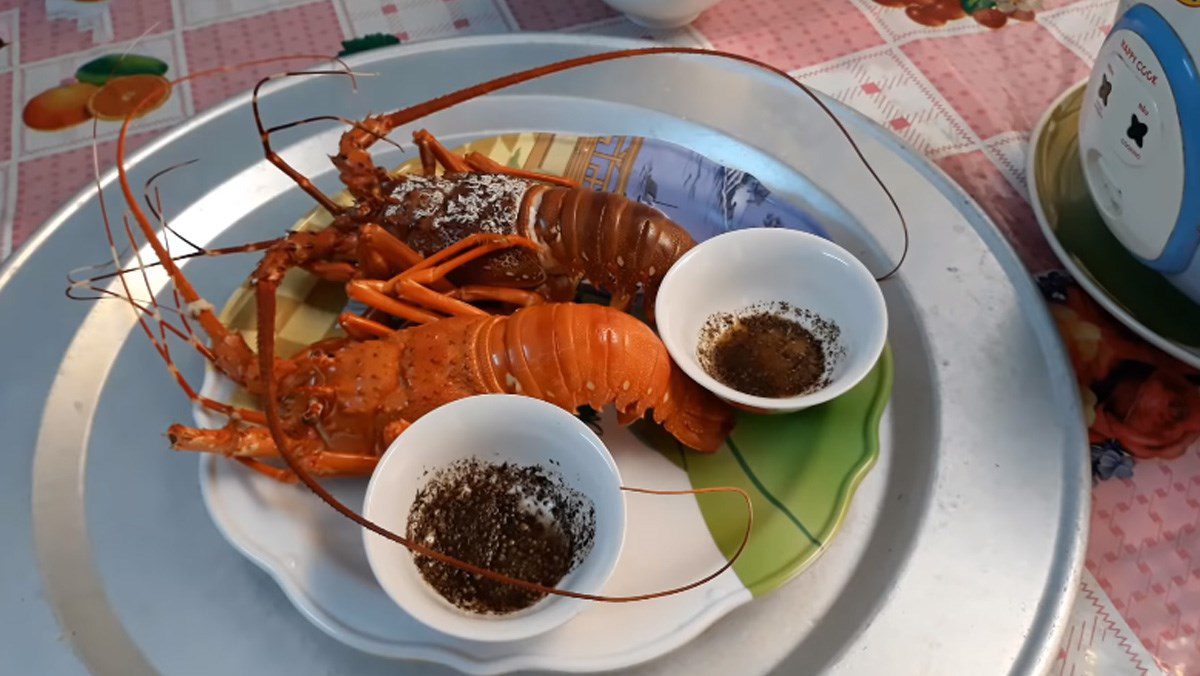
405;458;595;615
698;302;840;398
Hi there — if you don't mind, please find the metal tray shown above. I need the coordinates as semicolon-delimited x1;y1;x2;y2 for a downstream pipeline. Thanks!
0;34;1087;675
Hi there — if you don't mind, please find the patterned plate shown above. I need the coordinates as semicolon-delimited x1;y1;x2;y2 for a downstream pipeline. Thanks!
198;133;892;673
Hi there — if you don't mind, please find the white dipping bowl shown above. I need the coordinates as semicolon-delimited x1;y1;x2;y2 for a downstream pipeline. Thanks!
362;394;626;642
656;228;887;414
600;0;723;28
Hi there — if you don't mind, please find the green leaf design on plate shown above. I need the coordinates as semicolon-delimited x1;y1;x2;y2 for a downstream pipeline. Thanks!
75;54;168;86
686;347;893;596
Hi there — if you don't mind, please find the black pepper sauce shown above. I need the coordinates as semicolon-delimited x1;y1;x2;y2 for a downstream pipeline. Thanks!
405;459;595;615
698;307;835;398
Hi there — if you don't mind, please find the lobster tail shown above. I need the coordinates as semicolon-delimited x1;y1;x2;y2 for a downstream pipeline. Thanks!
529;188;695;312
653;369;735;453
474;304;731;451
487;304;670;416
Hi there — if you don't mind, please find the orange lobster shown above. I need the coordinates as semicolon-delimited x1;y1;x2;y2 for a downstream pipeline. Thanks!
135;227;731;482
255;125;697;323
164;236;731;480
88;47;910;602
243;46;904;336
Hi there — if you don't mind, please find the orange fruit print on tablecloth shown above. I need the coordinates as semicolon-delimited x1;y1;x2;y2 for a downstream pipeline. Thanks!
86;75;172;122
22;82;100;131
22;53;172;132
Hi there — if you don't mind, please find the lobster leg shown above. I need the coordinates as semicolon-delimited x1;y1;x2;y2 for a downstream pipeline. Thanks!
391;279;488;317
236;458;300;482
356;279;545;322
170;423;380;477
170;423;283;458
305;260;358;282
412;129;472;174
462;151;578;188
356;223;457;294
345;278;547;328
346;281;441;324
411;128;577;187
417;137;437;175
338;312;395;338
349;277;486;321
447;286;545;307
387;233;538;288
369;233;543;319
359;223;423;271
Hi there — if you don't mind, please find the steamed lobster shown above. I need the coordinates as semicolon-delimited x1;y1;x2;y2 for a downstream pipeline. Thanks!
90;46;911;602
258;126;697;323
171;299;729;477
145;231;732;481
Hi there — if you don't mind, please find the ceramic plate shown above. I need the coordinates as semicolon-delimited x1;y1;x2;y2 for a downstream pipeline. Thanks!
1028;82;1200;367
4;35;1086;675
195;133;893;673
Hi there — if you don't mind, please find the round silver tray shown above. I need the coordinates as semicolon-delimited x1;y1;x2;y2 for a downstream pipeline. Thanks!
0;34;1087;675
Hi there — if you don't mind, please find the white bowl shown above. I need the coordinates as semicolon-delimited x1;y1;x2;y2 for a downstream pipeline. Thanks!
656;228;887;414
600;0;723;28
361;394;626;642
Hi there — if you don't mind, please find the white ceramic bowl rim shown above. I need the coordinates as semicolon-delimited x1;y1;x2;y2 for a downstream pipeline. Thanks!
656;228;888;411
361;394;626;642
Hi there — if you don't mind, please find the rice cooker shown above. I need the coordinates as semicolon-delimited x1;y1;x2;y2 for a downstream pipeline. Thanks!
1078;0;1200;304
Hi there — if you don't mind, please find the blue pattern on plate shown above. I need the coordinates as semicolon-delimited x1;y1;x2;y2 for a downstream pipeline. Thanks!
620;138;829;243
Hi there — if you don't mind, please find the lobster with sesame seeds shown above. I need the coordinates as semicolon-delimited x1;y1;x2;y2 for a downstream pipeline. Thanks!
250;56;731;325
168;296;733;480
125;222;732;480
249;45;911;332
310;128;697;322
75;46;922;604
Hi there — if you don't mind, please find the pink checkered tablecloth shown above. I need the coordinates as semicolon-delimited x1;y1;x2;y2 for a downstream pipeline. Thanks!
1;1;1196;673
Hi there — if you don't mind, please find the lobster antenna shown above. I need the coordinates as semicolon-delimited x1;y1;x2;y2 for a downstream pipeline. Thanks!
104;49;927;602
90;116;220;408
149;183;207;361
341;47;909;281
252;70;371;215
255;47;937;601
66;238;281;296
111;54;357;340
263;112;408;154
143;159;203;251
94;55;361;436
